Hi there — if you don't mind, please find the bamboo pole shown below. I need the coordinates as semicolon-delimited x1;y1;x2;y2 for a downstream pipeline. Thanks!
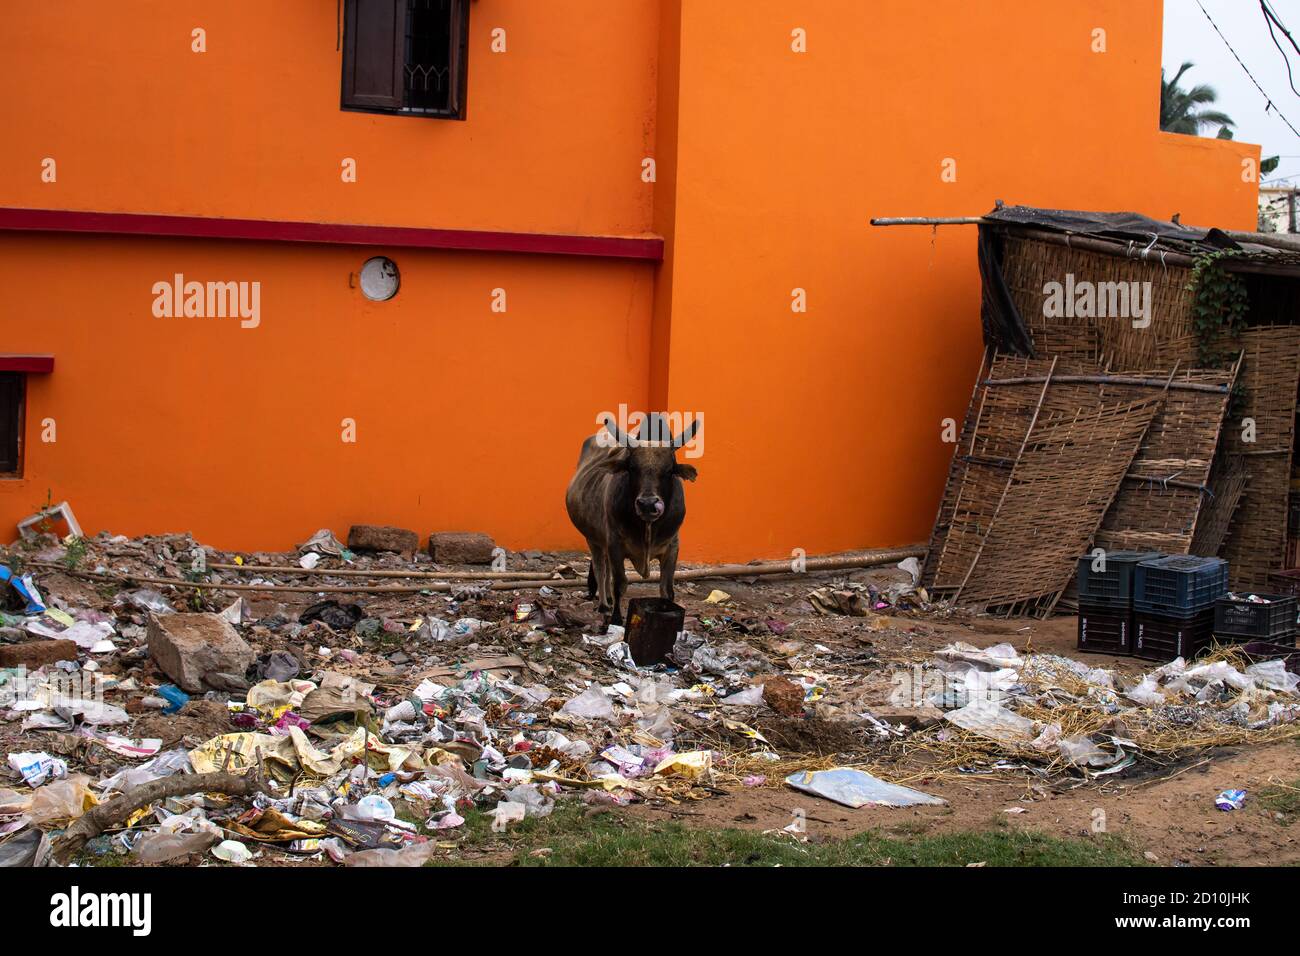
869;216;985;226
983;374;1227;394
209;563;557;581
32;548;926;597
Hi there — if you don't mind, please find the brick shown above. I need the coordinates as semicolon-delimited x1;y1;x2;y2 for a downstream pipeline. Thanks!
147;613;254;693
347;525;419;554
0;639;79;669
427;531;496;565
762;676;806;717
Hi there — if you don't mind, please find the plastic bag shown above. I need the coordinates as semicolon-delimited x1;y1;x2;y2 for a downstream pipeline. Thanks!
1245;659;1300;693
504;784;554;817
943;699;1037;743
785;767;945;808
344;840;437;867
97;748;191;794
134;829;218;864
28;774;94;824
559;686;615;720
1126;676;1166;707
1056;736;1105;767
721;685;765;706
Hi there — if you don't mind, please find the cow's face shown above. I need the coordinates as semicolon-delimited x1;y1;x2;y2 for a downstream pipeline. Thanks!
624;445;698;522
604;417;700;524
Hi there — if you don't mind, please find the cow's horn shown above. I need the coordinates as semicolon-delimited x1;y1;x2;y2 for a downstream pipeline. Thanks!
671;417;701;449
603;415;635;447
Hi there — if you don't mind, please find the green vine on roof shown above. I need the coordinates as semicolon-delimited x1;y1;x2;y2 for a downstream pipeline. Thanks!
1186;249;1248;368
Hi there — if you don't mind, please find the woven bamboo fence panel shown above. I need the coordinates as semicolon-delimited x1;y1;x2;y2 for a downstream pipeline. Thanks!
1000;237;1197;370
1221;326;1300;588
957;395;1163;615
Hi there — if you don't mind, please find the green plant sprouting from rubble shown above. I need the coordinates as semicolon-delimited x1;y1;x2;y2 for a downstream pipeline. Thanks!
1186;249;1249;368
63;536;87;570
30;489;57;537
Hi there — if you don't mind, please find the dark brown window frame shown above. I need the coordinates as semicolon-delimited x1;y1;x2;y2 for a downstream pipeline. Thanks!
341;0;471;121
0;371;26;479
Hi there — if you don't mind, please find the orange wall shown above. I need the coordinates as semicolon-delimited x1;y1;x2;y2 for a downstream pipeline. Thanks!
0;1;1263;560
0;235;653;551
0;0;660;236
657;0;1260;560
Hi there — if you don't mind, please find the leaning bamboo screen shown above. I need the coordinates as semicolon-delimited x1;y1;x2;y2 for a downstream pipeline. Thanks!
956;393;1163;615
922;353;1224;614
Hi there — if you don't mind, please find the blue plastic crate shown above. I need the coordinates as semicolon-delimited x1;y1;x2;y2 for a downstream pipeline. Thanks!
1133;555;1229;615
1076;550;1163;608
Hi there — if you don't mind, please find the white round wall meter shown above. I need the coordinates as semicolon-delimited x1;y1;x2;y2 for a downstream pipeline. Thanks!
359;256;400;301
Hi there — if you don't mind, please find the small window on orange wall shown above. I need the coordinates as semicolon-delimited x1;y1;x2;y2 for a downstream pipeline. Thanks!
341;0;471;120
0;372;23;478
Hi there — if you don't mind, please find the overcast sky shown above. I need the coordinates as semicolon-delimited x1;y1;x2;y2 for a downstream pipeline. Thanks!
1163;0;1300;183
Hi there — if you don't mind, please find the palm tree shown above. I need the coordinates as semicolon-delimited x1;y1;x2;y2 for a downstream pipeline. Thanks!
1161;61;1235;136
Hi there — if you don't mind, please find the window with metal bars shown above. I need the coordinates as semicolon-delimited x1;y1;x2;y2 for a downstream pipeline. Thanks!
341;0;470;120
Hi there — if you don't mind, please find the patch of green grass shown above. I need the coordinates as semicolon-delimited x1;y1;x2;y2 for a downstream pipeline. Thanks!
1259;779;1300;824
430;802;1146;867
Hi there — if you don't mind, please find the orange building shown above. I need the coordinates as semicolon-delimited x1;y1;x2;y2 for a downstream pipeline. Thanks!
0;1;1260;561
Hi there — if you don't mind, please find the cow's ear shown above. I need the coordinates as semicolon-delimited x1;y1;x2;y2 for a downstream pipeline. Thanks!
674;462;699;482
607;454;630;473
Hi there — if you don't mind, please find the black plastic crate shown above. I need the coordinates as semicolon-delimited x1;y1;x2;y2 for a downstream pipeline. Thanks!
1213;593;1298;642
1238;639;1300;675
1075;550;1162;609
1133;608;1215;662
1077;601;1132;655
1268;569;1300;598
1133;555;1228;615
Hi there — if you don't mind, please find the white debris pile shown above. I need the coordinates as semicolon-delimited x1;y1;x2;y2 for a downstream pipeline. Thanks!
922;642;1300;773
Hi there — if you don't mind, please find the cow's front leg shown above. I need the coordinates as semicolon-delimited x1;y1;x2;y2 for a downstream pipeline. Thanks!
607;538;627;626
658;537;679;603
587;539;611;616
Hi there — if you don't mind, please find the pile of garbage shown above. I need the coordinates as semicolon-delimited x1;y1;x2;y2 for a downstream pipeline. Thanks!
888;642;1300;777
1;530;853;867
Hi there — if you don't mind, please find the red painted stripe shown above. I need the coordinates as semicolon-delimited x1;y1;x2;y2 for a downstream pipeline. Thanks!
0;355;54;373
0;207;664;261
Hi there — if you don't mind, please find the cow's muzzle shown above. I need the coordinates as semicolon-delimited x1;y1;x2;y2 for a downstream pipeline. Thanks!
635;496;665;521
